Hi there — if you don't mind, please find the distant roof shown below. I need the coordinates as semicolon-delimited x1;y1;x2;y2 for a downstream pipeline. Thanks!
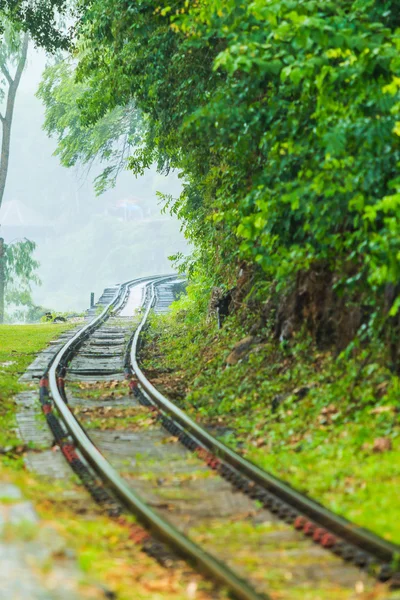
115;197;142;207
0;199;50;228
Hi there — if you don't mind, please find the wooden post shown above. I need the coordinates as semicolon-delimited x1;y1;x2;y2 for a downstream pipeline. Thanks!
90;292;95;308
0;237;5;324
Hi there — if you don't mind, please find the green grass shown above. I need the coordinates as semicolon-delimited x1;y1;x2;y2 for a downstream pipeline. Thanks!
0;323;74;451
142;304;400;546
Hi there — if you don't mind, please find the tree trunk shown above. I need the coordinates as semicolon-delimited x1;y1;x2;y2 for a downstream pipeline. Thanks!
0;33;28;321
0;32;29;212
0;237;5;323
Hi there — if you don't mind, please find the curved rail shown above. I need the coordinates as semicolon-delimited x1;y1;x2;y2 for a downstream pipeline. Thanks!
130;281;400;576
45;275;268;600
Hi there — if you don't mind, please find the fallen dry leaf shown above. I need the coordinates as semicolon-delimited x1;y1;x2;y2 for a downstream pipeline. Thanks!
187;581;198;599
163;436;179;444
372;437;392;453
376;381;389;396
321;404;338;415
355;580;364;594
370;406;394;414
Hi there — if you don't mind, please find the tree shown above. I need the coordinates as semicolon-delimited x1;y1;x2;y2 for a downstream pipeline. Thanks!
0;0;72;324
0;25;30;323
0;237;39;323
0;0;71;52
37;59;145;195
67;0;400;337
0;27;28;210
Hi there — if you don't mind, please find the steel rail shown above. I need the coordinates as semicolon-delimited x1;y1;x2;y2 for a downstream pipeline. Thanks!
47;275;268;600
131;282;400;568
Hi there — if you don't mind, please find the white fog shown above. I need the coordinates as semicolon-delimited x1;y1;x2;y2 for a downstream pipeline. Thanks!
0;47;187;315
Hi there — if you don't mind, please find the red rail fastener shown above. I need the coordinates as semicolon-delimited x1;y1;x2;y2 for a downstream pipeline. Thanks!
205;454;216;465
321;532;337;548
42;404;52;415
61;443;79;462
39;377;49;388
313;527;327;543
294;516;307;530
129;379;138;392
303;521;316;536
196;447;208;460
129;525;151;545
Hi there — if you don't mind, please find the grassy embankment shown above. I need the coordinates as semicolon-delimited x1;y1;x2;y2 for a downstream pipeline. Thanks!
142;298;400;546
0;324;73;453
0;324;212;600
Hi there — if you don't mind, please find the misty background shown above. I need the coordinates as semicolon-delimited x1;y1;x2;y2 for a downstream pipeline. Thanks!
0;47;188;313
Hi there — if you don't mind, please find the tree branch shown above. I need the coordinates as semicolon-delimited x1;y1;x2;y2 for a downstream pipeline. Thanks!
0;63;13;85
13;33;29;89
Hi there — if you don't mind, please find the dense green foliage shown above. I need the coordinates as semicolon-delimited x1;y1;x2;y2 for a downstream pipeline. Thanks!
68;0;400;320
0;0;71;51
34;0;400;361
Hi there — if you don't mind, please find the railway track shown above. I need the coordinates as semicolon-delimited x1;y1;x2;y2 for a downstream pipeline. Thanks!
38;275;399;599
